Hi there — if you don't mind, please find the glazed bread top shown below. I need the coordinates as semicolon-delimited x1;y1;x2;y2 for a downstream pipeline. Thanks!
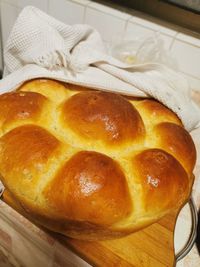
0;79;196;239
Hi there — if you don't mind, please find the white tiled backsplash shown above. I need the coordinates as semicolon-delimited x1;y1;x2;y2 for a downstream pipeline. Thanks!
0;0;200;91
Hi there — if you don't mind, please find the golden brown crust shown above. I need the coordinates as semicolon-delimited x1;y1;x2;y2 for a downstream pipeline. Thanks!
0;78;196;240
0;125;61;199
154;122;196;174
61;91;145;145
132;149;189;213
44;151;132;225
135;99;182;126
0;91;47;129
18;79;69;102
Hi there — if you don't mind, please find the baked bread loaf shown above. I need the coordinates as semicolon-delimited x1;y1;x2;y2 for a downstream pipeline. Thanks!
0;79;196;240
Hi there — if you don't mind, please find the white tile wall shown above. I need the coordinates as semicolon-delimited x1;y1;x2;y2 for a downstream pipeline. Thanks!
176;32;200;47
0;1;20;46
0;0;49;47
86;2;130;20
85;2;131;42
129;15;177;37
2;0;48;11
72;0;90;5
171;38;200;79
123;23;174;54
0;0;199;90
125;21;155;40
185;74;200;91
49;0;86;25
125;16;177;50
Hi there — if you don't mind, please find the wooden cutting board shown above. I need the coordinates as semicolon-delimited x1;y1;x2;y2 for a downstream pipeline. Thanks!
3;191;178;267
59;211;177;267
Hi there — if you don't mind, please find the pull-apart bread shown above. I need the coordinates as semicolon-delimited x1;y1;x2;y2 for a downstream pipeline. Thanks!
0;79;196;240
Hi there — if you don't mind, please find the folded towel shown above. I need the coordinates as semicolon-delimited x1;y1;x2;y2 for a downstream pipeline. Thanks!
0;6;199;132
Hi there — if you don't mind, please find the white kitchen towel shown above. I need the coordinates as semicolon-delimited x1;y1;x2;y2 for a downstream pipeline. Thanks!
0;6;199;131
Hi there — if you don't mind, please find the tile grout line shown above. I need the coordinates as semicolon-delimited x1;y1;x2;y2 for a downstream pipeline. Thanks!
175;37;200;49
3;0;200;50
124;15;133;36
169;31;179;51
85;2;200;48
121;17;200;48
129;20;177;38
46;0;50;14
86;3;130;21
6;0;200;49
82;1;92;24
70;0;90;5
2;0;200;79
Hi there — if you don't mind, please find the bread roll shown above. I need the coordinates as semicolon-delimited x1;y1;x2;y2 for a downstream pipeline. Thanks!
0;79;196;240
